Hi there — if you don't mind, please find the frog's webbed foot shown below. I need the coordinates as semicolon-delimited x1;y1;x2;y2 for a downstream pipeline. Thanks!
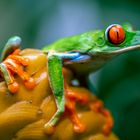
1;49;36;93
64;86;90;133
65;99;86;133
90;100;114;136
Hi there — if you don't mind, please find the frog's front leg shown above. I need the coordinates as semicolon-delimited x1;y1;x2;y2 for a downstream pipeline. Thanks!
0;37;35;93
44;52;80;134
64;86;89;133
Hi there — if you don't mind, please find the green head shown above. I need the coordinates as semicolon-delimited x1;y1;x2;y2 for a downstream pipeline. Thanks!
65;23;140;74
86;23;140;56
43;23;140;56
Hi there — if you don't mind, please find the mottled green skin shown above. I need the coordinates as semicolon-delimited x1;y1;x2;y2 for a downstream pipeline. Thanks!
43;31;103;53
43;25;140;54
42;24;140;75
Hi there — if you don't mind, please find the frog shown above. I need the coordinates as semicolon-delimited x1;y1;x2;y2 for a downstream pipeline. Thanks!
0;23;140;136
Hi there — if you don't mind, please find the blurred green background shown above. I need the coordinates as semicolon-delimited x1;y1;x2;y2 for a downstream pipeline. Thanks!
0;0;140;139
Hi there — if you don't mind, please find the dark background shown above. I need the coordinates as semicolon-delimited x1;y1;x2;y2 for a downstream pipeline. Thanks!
0;0;140;139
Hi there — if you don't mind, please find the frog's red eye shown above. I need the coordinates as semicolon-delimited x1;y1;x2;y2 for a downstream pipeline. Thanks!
105;24;125;44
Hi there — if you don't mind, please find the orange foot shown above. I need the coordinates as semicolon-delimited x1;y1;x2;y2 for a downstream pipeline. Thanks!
65;100;86;133
90;100;114;136
1;49;36;94
64;85;90;133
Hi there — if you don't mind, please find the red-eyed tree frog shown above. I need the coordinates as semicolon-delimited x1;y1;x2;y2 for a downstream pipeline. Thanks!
0;23;140;134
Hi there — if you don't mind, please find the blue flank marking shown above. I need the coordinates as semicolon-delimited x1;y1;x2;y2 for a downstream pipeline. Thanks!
70;55;91;62
56;52;91;62
58;52;81;60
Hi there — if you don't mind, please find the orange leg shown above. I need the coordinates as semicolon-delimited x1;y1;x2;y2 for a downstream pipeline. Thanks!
65;98;86;133
90;100;114;136
66;87;89;105
8;54;29;66
7;73;19;93
64;84;90;133
2;49;36;93
63;68;113;135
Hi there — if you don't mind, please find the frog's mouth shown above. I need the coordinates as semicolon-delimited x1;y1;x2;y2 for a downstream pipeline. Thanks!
90;44;140;62
101;44;140;55
65;44;140;65
86;44;140;59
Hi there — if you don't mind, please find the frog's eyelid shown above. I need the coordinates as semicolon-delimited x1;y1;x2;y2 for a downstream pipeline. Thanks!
105;24;126;45
105;24;120;42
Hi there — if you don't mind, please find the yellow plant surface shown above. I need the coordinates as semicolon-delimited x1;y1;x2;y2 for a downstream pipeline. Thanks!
0;49;119;140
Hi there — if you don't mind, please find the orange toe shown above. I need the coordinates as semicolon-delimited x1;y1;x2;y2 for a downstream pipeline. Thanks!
74;123;86;133
8;81;19;94
24;77;36;90
44;125;55;135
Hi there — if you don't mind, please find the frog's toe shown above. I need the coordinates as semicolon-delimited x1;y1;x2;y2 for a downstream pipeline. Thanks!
8;81;19;94
44;124;55;135
1;49;36;94
24;77;36;90
73;122;86;133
